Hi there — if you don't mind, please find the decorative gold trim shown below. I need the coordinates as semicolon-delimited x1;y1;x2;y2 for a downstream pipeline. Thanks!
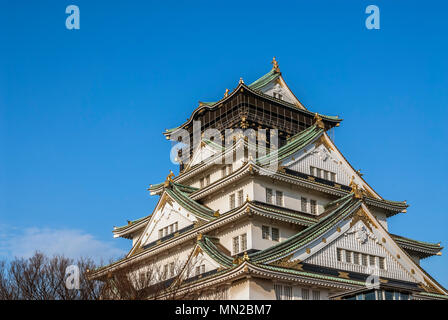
313;113;325;129
314;135;334;152
269;254;303;271
271;57;280;73
338;271;350;279
306;248;311;254
349;207;378;232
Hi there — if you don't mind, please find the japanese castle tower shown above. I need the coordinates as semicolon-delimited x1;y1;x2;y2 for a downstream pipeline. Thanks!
90;59;447;300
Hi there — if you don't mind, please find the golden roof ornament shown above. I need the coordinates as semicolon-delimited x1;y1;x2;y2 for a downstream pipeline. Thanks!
239;77;244;84
271;57;280;73
349;176;364;199
243;251;250;261
314;113;325;129
224;88;229;98
164;170;175;187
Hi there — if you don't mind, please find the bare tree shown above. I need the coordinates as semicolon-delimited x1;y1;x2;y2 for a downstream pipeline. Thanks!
0;251;102;300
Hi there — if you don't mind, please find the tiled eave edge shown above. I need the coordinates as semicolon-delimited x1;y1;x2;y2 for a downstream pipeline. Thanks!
162;82;341;138
158;261;362;299
113;216;150;238
89;201;313;280
393;240;442;259
187;161;406;216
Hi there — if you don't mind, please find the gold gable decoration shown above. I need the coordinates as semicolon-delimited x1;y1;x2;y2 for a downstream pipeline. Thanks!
271;57;280;73
269;254;303;271
349;207;378;233
164;170;175;187
313;113;325;129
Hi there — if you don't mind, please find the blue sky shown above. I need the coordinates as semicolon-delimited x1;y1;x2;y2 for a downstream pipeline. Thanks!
0;1;447;286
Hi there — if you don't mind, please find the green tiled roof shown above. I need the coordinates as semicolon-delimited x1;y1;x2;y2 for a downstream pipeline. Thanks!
165;184;216;221
248;70;281;91
249;194;361;263
199;236;234;268
256;124;324;165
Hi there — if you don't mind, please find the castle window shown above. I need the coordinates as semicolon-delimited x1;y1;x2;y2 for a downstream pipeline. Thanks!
301;288;309;300
232;236;239;255
301;197;308;212
379;257;385;270
241;233;247;251
330;172;336;182
159;229;163;239
221;167;226;178
310;200;317;214
200;178;205;188
227;164;233;175
345;250;352;263
354;252;360;265
233;233;247;254
362;254;368;266
312;290;321;300
337;248;343;262
284;286;292;300
170;262;175;277
369;255;376;267
266;188;273;204
262;225;270;239
274;284;282;300
271;227;280;242
229;193;236;209
238;190;244;206
275;191;283;206
206;174;211;186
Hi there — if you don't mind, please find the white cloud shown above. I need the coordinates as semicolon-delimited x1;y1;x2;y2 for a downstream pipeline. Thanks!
0;225;126;264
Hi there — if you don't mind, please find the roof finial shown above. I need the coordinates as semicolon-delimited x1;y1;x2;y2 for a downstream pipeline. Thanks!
164;170;175;187
224;88;229;98
271;57;280;73
314;113;325;129
239;77;244;84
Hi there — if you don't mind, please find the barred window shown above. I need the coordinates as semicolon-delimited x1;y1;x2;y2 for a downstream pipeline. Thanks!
266;188;273;204
379;257;385;270
345;250;352;263
227;165;233;175
337;248;343;262
240;233;247;252
271;227;280;242
195;266;200;276
229;193;236;209
159;229;163;239
221;167;226;178
200;178;205;188
369;255;376;267
362;254;368;266
262;225;270;240
274;284;283;300
310;166;316;176
354;252;360;265
310;200;317;214
316;168;322;178
232;236;239;255
302;288;309;300
170;262;175;277
275;191;283;206
312;290;320;300
283;286;292;300
301;197;308;212
238;190;244;206
206;174;210;186
330;172;336;182
174;222;178;232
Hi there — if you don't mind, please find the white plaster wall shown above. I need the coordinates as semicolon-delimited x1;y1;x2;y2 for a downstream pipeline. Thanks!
254;177;333;215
